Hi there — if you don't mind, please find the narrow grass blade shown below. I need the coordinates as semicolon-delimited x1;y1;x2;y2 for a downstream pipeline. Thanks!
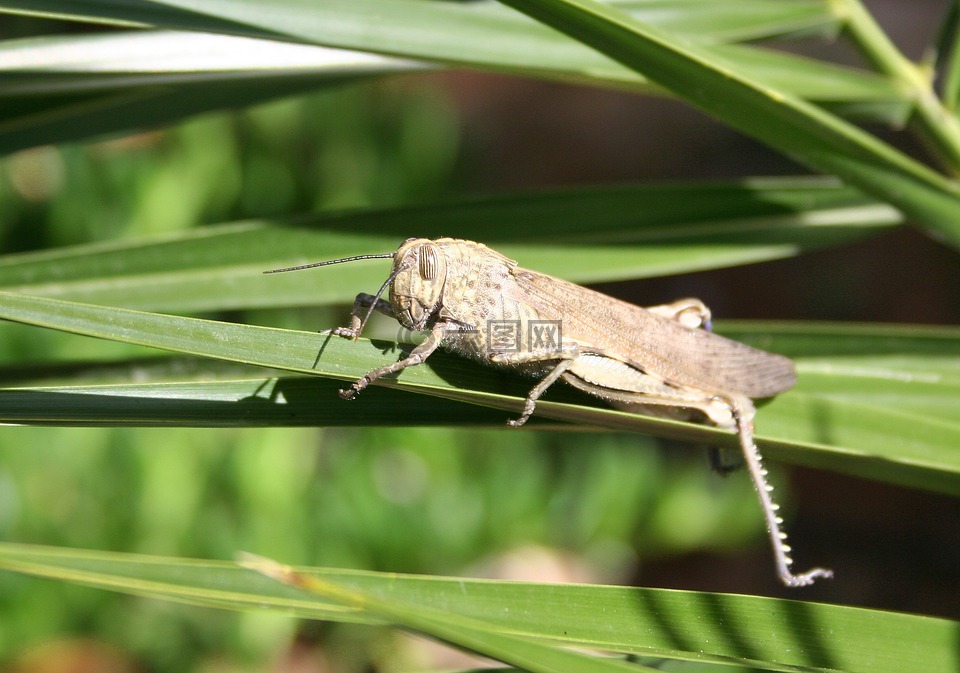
494;0;960;246
239;553;661;673
0;542;956;673
937;0;960;111
0;179;901;312
0;292;957;493
0;375;532;428
0;31;426;154
0;0;908;152
0;0;842;45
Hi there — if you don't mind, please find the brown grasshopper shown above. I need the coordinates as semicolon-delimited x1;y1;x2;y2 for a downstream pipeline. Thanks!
266;237;832;587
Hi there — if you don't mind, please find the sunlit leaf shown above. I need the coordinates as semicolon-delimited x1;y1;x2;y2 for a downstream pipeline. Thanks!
0;178;900;311
494;0;960;246
0;543;956;673
0;292;956;494
0;0;907;153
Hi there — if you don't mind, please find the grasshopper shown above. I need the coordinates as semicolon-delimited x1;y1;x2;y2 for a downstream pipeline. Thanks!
266;237;832;587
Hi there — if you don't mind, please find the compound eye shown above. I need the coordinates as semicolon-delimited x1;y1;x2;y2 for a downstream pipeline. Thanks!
418;245;439;280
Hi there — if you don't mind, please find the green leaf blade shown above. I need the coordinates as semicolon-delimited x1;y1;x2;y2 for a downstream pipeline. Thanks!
0;543;957;673
0;1;907;151
493;0;960;246
0;292;957;494
0;179;901;312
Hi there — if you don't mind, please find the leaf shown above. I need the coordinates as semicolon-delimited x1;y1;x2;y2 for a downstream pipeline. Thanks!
0;0;842;44
935;0;960;110
493;0;960;247
0;1;907;153
240;553;662;673
0;292;957;494
0;542;957;673
0;31;427;154
0;178;901;312
0;373;532;428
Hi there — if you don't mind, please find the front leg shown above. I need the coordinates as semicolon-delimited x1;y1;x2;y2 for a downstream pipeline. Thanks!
328;293;395;339
340;322;447;399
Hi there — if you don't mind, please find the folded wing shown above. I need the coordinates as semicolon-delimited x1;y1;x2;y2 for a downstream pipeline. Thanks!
512;268;796;399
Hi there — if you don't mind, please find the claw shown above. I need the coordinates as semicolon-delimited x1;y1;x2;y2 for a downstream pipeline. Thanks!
339;386;359;400
782;567;833;588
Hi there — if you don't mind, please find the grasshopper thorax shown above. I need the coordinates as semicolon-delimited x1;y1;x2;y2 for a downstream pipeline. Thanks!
389;238;448;330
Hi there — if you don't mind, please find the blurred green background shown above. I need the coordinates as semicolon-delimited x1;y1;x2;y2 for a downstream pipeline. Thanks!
1;8;959;673
0;29;770;673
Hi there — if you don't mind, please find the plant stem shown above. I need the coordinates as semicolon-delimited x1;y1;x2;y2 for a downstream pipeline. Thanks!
836;0;960;174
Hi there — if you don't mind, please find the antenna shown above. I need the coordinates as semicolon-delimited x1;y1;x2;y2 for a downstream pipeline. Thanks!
355;261;409;335
263;252;395;274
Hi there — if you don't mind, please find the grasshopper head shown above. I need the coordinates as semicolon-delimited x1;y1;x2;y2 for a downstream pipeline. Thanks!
389;238;447;330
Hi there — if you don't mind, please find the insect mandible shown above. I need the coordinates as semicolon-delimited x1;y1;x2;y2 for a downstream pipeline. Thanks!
266;237;832;587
